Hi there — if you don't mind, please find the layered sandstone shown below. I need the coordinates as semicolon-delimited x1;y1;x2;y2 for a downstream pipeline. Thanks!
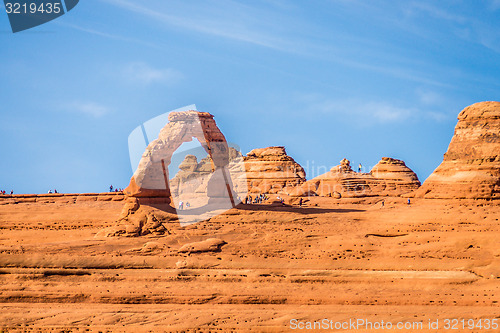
370;157;421;195
244;146;306;193
290;157;420;198
415;101;500;199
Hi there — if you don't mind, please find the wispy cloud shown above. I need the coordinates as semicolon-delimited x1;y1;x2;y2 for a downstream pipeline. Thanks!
58;22;162;49
401;2;500;55
96;0;455;88
295;93;450;125
123;62;183;85
406;2;467;24
416;89;444;106
65;101;110;118
99;0;296;52
296;94;413;124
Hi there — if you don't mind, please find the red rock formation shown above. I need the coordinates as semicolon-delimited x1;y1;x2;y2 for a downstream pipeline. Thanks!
244;146;306;193
370;157;421;195
290;157;420;198
124;111;237;204
290;158;371;198
415;101;500;199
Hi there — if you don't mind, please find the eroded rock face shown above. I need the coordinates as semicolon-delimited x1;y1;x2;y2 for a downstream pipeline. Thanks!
290;157;420;198
415;101;500;199
244;146;306;193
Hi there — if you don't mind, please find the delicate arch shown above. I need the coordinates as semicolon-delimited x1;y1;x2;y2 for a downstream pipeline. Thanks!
125;111;235;206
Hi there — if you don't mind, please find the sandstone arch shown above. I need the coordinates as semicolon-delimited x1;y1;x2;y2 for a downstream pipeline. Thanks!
124;111;237;207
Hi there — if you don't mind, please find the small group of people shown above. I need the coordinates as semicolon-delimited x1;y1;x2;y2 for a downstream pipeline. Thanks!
380;199;411;208
109;185;123;193
178;201;190;210
0;190;13;195
47;189;58;194
245;193;268;204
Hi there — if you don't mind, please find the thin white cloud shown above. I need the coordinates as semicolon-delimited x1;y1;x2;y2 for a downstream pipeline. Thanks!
93;0;500;91
297;95;413;124
295;93;451;125
99;0;295;52
402;2;500;55
66;101;110;118
97;0;453;88
416;89;444;106
365;102;413;122
123;62;183;85
58;22;162;49
407;2;467;24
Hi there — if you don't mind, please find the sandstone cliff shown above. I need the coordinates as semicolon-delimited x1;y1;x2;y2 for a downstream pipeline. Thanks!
415;101;500;199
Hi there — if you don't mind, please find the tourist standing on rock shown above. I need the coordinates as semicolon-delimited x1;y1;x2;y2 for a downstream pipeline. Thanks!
299;198;303;207
407;199;411;205
179;201;184;210
358;163;362;172
381;200;384;208
10;190;13;195
109;185;113;192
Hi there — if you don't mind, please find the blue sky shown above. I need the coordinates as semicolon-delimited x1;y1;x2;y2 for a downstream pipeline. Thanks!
1;0;500;193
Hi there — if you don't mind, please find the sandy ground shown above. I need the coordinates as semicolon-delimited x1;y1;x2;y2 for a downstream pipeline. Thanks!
0;194;499;332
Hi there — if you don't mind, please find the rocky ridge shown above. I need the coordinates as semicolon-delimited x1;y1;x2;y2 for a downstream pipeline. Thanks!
290;157;420;198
